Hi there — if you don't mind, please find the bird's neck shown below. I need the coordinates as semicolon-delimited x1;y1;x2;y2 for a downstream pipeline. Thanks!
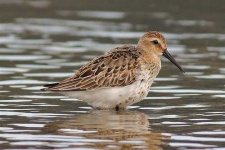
136;45;161;66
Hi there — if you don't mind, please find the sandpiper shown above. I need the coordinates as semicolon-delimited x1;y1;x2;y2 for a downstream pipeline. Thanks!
42;31;185;109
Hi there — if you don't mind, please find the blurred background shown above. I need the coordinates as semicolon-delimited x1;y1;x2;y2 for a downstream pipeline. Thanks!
0;0;225;149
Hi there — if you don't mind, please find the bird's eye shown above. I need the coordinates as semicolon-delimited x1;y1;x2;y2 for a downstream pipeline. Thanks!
152;40;159;45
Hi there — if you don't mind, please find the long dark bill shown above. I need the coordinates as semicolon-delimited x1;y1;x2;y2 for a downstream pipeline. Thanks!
163;50;185;73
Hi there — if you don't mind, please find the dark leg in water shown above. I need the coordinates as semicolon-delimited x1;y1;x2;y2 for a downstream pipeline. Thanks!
115;105;119;111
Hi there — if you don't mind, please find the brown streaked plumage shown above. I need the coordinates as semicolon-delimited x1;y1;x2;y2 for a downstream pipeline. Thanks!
44;46;140;91
42;31;185;109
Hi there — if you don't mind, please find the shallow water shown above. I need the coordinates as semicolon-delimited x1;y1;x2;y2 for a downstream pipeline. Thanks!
0;0;225;149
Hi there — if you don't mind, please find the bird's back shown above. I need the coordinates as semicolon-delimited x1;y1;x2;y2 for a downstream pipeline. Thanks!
42;45;142;91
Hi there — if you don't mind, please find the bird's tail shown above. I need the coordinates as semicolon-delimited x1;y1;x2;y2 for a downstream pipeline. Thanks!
40;82;59;91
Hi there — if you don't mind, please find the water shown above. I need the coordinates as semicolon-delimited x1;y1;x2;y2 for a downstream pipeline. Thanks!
0;0;225;149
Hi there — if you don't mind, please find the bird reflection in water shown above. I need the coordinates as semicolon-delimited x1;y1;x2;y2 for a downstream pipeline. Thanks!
43;109;169;149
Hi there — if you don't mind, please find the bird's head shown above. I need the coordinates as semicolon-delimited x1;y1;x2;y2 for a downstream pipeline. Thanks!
138;31;185;73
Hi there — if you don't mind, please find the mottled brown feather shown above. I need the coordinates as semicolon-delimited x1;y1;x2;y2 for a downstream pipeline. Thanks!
45;45;141;91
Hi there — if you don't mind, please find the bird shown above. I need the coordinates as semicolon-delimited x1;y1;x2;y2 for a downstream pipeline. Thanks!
41;31;185;110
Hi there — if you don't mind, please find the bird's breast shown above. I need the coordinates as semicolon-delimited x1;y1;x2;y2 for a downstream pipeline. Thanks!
136;63;161;83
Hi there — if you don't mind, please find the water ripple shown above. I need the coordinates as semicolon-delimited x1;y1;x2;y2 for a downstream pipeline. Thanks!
0;55;51;61
151;89;225;94
75;11;125;19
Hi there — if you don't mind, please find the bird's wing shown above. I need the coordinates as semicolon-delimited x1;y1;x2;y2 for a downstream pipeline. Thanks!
43;46;141;91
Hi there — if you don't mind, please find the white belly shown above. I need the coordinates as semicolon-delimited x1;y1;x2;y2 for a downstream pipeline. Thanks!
60;79;153;109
